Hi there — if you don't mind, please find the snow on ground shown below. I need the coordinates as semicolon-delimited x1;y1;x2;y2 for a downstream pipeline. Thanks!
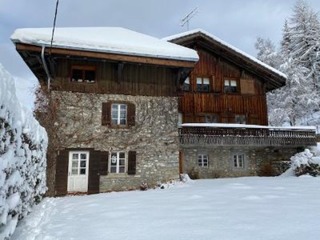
12;177;320;240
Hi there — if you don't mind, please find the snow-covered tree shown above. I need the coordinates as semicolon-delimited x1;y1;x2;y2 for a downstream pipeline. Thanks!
258;0;320;126
0;63;47;239
255;37;280;68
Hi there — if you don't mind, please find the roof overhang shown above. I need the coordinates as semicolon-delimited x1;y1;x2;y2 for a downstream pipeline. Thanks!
166;30;286;91
14;42;197;82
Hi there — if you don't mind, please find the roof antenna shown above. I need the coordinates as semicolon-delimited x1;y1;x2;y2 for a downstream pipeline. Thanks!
50;0;59;55
181;7;198;31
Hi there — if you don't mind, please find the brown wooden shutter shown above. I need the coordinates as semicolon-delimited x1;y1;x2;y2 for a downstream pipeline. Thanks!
127;151;136;175
88;150;100;195
101;102;111;126
55;150;69;196
127;102;136;127
100;151;109;175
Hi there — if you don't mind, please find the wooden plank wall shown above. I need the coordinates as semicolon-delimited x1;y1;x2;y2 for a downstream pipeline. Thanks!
180;48;268;125
52;59;177;97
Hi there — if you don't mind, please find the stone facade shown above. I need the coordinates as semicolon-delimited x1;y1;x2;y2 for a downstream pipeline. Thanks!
181;146;300;178
52;91;180;192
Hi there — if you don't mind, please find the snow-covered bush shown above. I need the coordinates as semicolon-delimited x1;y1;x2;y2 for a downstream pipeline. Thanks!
0;64;47;239
286;149;320;177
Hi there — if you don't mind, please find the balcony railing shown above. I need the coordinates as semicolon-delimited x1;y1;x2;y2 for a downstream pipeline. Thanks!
179;123;317;147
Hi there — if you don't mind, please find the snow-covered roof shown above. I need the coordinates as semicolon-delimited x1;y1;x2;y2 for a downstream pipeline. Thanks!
181;123;316;131
11;27;199;62
164;29;286;79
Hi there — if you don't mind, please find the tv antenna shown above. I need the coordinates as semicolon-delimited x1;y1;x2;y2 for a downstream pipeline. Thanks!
181;7;198;31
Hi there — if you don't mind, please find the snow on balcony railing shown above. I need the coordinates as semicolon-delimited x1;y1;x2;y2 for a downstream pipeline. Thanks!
179;123;317;147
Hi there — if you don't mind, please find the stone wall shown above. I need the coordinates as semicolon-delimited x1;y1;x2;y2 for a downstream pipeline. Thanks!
182;146;300;178
52;91;180;192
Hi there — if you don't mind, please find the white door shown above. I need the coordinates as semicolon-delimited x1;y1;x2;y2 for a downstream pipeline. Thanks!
67;151;89;193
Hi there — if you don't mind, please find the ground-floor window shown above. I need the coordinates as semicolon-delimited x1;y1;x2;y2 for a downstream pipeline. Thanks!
198;154;208;167
110;152;126;173
233;154;245;168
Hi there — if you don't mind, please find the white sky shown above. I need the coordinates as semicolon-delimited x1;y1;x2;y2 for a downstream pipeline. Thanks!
1;0;320;84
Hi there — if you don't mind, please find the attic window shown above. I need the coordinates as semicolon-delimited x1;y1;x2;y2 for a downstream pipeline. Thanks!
196;77;210;92
224;79;237;93
71;66;96;83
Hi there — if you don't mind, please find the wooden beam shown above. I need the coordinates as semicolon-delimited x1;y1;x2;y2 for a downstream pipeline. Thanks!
15;43;197;68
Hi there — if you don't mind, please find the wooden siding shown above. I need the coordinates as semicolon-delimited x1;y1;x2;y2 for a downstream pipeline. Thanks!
52;59;178;96
180;48;268;125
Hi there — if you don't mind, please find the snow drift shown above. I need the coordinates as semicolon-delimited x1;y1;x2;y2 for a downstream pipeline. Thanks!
0;63;47;239
282;145;320;177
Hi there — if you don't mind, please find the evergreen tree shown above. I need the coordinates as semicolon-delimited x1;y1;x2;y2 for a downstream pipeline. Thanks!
258;0;320;126
255;37;280;68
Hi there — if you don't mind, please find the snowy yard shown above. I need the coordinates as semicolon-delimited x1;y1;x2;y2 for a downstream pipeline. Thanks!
11;176;320;240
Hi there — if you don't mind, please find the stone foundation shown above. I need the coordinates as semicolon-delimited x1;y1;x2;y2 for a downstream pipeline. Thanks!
181;146;301;179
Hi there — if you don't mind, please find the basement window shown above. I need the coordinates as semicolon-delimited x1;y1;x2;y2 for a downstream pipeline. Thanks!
71;66;96;83
198;154;208;167
233;154;245;168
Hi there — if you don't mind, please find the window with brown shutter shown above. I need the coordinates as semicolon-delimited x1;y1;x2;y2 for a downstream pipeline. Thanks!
127;151;136;175
101;101;135;128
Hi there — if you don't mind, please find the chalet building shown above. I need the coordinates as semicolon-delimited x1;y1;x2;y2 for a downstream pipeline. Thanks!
11;27;316;196
11;27;198;196
165;29;316;178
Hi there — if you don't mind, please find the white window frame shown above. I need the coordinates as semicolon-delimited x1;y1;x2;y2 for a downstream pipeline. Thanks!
196;77;210;92
224;79;237;93
198;154;208;167
233;154;245;168
70;151;89;176
111;103;127;125
110;152;126;174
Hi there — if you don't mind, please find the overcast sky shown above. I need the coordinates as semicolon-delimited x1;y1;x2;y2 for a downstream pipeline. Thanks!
1;0;320;107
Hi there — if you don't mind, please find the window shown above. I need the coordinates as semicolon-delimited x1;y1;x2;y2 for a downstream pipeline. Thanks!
196;77;210;92
198;154;208;167
110;152;126;173
71;66;96;83
70;152;89;175
235;115;246;124
111;103;127;125
233;154;245;168
224;79;237;93
205;114;219;123
102;102;135;127
182;77;190;91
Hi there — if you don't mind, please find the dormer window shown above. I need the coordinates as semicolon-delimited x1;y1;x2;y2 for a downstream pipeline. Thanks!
196;77;210;92
224;79;237;93
71;66;96;83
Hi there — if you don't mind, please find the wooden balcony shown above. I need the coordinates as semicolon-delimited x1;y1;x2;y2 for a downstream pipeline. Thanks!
179;123;317;147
